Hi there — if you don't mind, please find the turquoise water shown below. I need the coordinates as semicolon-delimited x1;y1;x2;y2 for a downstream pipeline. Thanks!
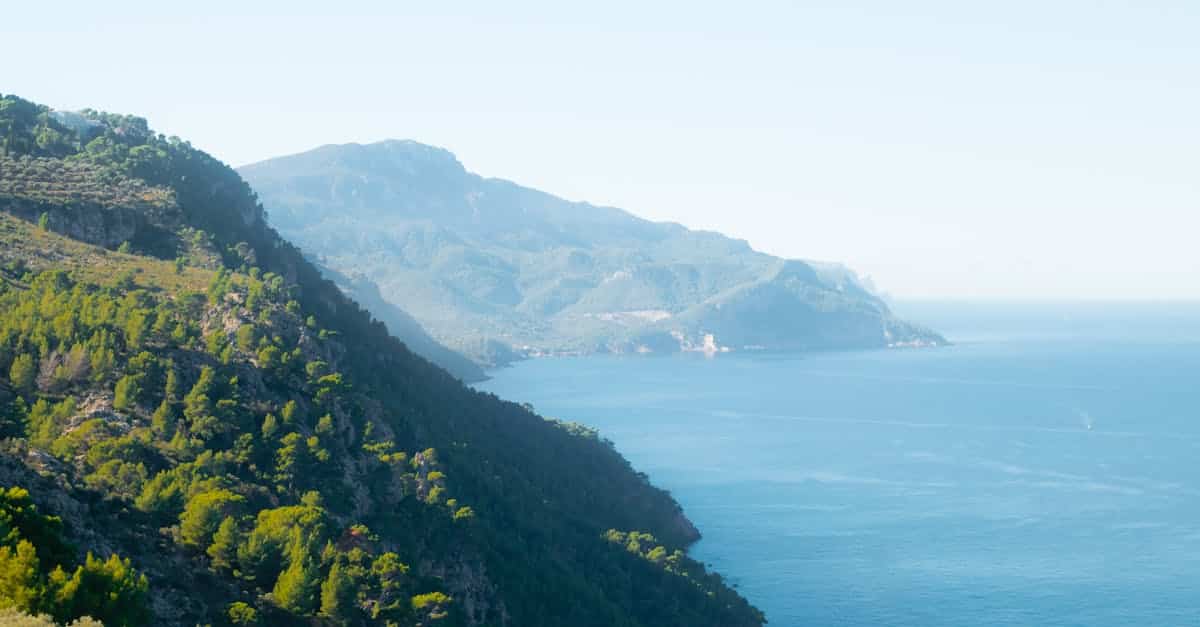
476;303;1200;626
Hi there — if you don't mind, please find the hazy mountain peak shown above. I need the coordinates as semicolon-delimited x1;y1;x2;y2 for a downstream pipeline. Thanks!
240;142;944;362
243;138;465;177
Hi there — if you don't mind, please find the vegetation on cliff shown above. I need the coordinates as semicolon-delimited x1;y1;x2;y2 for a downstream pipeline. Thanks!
0;94;764;626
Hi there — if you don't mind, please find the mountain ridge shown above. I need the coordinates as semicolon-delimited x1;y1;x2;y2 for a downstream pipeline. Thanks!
239;139;945;365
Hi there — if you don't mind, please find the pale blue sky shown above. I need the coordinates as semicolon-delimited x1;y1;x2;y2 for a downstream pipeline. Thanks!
4;1;1197;299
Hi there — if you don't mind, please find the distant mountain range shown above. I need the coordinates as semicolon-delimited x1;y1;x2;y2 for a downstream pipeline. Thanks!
314;262;488;382
239;140;944;370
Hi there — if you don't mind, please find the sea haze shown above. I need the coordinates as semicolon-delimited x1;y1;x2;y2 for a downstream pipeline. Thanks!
477;302;1200;626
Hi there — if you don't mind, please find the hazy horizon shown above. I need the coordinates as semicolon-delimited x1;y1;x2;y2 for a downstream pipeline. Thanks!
4;1;1197;301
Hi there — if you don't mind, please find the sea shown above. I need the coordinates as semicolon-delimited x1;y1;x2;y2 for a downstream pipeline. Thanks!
476;302;1200;626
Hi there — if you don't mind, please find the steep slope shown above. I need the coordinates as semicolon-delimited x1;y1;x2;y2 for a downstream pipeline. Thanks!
0;95;764;626
0;119;479;384
315;264;486;383
239;140;944;363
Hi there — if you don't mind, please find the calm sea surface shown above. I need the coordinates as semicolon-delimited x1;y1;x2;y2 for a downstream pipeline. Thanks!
476;303;1200;626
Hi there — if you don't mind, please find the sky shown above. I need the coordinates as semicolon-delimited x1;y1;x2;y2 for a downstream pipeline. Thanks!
3;1;1198;300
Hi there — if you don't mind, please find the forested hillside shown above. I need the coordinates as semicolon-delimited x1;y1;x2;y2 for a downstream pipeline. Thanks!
0;95;764;626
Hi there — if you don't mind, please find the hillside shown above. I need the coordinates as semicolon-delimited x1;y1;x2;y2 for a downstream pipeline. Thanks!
314;264;486;383
0;95;764;626
239;140;944;365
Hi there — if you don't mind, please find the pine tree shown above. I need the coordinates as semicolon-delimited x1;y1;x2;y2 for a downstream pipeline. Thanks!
151;400;175;438
275;433;309;493
163;367;179;401
319;558;355;623
280;400;297;425
124;310;149;350
113;375;140;411
315;414;334;437
179;490;244;549
273;540;319;615
8;354;36;395
0;540;42;613
182;366;220;441
207;516;240;572
88;347;114;383
260;414;279;441
236;325;256;353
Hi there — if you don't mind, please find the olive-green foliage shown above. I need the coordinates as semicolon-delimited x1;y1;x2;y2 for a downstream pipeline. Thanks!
0;93;765;627
318;556;360;623
411;591;452;621
0;487;148;626
179;489;245;549
225;602;258;626
411;591;451;610
235;324;256;353
0;152;173;209
0;608;103;626
0;263;452;624
260;413;278;441
25;398;76;452
46;552;150;627
271;544;319;614
111;374;138;410
206;517;240;571
0;539;40;612
7;354;34;394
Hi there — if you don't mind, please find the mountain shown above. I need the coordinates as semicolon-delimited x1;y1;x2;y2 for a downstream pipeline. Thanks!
0;95;763;626
314;264;486;383
239;140;944;365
